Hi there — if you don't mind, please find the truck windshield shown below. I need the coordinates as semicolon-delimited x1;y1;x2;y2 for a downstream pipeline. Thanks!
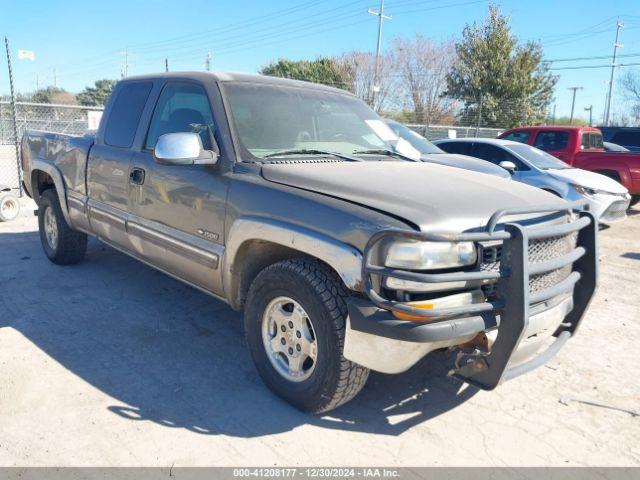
505;144;572;170
223;82;409;160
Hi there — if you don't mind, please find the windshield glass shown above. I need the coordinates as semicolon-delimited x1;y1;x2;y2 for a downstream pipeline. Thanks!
223;82;411;160
505;144;572;170
384;120;444;154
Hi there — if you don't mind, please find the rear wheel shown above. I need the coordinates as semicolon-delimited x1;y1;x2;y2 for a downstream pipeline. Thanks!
630;195;640;208
38;189;87;265
0;193;20;221
244;258;369;413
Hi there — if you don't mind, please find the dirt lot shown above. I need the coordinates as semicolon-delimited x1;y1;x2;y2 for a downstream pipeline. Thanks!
0;198;639;467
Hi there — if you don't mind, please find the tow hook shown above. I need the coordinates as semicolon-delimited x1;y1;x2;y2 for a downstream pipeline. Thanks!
448;332;490;376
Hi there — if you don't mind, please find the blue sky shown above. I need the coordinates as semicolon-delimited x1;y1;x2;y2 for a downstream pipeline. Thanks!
2;0;640;122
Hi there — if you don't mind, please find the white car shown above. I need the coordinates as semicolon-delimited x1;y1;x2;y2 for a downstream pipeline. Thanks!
434;138;631;224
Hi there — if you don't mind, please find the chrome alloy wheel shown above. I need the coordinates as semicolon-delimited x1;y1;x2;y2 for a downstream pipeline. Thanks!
43;206;59;250
261;296;318;382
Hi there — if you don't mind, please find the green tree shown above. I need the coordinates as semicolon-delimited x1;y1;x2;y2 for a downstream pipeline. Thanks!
76;79;117;106
31;87;68;104
260;58;353;91
445;4;557;128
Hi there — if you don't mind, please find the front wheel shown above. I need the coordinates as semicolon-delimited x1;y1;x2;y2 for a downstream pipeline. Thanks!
244;259;369;413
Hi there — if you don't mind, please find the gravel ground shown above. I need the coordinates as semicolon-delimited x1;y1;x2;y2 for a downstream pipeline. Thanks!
0;198;639;466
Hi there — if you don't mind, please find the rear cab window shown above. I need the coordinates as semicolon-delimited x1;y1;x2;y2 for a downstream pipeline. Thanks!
104;82;153;148
533;131;569;151
581;132;604;150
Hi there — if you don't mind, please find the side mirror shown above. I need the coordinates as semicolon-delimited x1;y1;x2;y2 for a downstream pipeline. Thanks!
154;132;218;166
499;160;517;173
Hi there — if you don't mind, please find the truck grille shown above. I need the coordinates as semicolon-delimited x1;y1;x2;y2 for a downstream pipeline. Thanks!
481;232;577;296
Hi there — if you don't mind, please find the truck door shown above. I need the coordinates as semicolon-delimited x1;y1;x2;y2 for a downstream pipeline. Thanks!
87;81;153;251
127;81;228;295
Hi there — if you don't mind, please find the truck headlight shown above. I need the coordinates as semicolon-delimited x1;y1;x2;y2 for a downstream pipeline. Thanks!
385;241;477;270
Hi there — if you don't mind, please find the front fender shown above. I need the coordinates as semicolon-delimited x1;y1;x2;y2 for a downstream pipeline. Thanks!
223;217;363;309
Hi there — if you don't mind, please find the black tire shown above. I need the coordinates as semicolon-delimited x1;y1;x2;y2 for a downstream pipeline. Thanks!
244;258;369;413
0;193;20;221
38;189;87;265
630;195;640;208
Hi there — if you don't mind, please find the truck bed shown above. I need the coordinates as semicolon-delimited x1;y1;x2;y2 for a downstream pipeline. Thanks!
21;130;95;199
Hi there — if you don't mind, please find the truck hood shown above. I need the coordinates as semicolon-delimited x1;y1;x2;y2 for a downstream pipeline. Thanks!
547;168;628;194
421;153;511;179
261;161;565;232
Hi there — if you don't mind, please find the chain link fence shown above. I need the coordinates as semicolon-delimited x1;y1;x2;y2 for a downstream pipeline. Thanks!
0;101;103;192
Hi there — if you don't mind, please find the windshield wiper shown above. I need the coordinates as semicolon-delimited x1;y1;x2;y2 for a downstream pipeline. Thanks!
263;149;361;161
352;149;418;161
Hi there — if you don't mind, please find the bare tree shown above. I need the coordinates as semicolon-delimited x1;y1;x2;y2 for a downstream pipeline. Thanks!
389;36;456;125
335;50;396;113
620;70;640;125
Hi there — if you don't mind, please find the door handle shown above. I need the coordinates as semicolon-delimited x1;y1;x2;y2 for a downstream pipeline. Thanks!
130;167;145;185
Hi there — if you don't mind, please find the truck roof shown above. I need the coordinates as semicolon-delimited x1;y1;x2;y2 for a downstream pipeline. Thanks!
122;71;353;96
504;125;601;133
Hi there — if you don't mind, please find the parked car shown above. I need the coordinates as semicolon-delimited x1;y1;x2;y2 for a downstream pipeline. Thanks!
603;141;629;152
434;138;630;224
21;72;597;413
383;119;510;178
599;127;640;152
498;125;640;206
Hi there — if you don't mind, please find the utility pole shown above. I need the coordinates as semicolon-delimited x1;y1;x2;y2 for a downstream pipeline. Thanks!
551;104;557;125
121;49;129;78
165;58;169;72
584;105;593;126
53;67;57;88
35;73;39;90
604;18;623;126
4;36;23;196
475;90;483;137
568;86;583;125
205;51;212;71
367;0;391;110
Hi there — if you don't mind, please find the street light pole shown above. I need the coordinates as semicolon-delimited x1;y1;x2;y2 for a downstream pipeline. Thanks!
584;105;593;126
568;86;583;125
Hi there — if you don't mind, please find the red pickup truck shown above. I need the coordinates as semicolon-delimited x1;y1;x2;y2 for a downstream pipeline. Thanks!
498;126;640;205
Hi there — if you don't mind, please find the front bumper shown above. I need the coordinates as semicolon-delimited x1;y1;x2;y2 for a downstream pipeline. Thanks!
575;190;631;224
344;201;597;390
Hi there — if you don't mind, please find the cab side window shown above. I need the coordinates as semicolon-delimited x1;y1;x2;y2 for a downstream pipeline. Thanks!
472;143;528;170
145;82;215;151
437;142;472;155
533;131;569;151
104;82;153;148
501;131;530;144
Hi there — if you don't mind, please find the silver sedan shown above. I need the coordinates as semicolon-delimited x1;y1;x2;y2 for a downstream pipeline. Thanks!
434;138;631;224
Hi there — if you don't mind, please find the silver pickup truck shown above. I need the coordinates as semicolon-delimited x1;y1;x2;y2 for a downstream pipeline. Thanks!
21;72;597;413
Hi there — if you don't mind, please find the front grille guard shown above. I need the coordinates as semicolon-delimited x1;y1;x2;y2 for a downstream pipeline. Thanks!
362;200;598;389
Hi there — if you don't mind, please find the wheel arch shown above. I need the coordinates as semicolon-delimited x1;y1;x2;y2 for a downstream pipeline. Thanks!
223;218;363;311
30;160;71;224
